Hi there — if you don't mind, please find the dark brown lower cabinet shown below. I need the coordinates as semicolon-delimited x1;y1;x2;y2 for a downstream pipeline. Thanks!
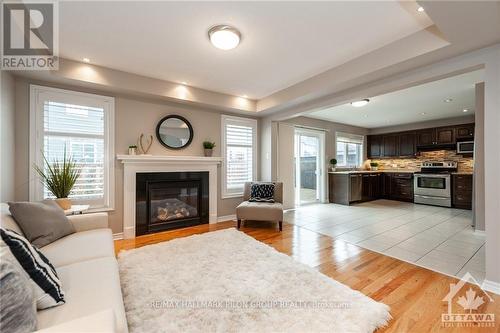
452;174;473;209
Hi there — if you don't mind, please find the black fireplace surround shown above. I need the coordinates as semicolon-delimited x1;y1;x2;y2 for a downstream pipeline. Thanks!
136;172;209;236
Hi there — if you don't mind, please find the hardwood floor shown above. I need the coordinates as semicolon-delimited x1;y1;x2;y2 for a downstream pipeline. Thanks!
115;220;500;332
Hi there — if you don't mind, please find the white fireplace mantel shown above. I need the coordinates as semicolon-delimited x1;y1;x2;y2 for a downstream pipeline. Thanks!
117;155;222;239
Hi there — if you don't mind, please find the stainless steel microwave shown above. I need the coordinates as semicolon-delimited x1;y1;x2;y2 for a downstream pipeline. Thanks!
457;141;474;154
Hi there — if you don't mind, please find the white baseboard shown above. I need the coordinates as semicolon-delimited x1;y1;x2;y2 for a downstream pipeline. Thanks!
113;232;124;240
473;229;485;236
217;214;236;222
482;279;500;295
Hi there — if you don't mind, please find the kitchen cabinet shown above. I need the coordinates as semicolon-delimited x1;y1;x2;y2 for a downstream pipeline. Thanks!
329;173;362;205
384;173;414;202
452;174;473;209
367;135;382;158
367;123;474;158
436;127;455;145
382;134;399;157
398;132;416;157
416;128;436;146
456;124;475;139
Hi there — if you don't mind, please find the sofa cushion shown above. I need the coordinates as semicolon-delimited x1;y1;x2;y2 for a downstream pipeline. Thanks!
236;201;283;221
0;203;24;235
0;251;37;333
249;183;275;203
8;201;75;248
36;257;128;333
40;228;114;268
0;229;65;310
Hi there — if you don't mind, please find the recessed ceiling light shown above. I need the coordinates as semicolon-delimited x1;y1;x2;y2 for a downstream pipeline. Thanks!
181;81;187;85
351;99;370;107
242;95;248;98
421;112;426;115
417;6;425;12
363;114;368;117
208;25;241;50
444;98;453;103
82;58;90;63
463;109;469;113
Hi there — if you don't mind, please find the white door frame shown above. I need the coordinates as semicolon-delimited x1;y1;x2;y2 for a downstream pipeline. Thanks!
294;127;326;205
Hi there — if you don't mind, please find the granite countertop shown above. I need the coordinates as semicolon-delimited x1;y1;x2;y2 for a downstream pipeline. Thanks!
451;172;474;175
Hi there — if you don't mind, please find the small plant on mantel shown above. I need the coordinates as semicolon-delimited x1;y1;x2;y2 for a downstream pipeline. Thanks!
33;147;81;210
330;158;337;172
203;141;216;157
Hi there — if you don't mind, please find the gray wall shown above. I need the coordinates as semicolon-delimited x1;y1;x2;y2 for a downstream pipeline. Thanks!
474;83;485;231
13;78;253;233
1;72;16;201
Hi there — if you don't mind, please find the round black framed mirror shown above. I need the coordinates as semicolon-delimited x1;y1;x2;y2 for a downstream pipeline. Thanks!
156;115;194;150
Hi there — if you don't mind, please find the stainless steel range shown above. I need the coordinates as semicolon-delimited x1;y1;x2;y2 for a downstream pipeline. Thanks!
414;161;457;207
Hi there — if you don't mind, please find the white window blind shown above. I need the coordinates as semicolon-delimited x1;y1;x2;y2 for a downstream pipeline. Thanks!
30;85;115;210
222;116;257;197
336;132;364;167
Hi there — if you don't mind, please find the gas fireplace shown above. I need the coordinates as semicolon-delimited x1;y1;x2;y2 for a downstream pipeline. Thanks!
136;172;209;236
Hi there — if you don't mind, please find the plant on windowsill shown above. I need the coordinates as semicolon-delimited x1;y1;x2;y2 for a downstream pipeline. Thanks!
370;161;379;171
33;147;81;210
329;158;337;172
203;141;216;157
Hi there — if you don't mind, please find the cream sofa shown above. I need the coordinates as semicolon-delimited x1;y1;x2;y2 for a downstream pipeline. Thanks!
0;204;128;333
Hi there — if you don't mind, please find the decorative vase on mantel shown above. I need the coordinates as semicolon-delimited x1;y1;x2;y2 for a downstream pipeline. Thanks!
204;148;213;157
203;141;216;157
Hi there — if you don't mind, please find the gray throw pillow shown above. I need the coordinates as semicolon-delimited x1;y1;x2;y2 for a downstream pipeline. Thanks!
0;249;37;333
8;201;75;248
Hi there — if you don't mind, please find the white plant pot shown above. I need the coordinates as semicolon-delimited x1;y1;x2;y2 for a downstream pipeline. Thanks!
128;147;137;155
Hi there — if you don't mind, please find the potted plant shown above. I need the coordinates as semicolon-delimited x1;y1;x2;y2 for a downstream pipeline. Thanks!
330;158;337;172
128;145;137;155
203;141;216;157
370;161;379;171
34;149;81;210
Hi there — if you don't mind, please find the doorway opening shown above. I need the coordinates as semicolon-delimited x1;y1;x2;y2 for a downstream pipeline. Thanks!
294;128;325;206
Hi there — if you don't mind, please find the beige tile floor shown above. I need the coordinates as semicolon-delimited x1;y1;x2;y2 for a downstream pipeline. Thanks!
285;199;486;283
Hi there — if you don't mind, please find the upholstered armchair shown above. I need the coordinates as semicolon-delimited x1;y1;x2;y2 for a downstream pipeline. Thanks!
236;182;284;231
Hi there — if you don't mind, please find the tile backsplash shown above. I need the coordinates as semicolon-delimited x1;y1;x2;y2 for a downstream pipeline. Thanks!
369;150;474;173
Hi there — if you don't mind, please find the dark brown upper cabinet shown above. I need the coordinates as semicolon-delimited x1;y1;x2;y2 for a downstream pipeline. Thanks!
367;135;382;158
398;132;416;157
416;128;436;146
436;127;455;145
382;134;399;157
367;123;474;159
455;123;475;139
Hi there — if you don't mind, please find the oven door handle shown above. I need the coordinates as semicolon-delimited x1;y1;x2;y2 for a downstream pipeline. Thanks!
414;194;449;200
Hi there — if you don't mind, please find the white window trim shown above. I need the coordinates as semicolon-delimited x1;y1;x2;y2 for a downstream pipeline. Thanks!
335;131;364;168
29;84;115;211
221;115;258;199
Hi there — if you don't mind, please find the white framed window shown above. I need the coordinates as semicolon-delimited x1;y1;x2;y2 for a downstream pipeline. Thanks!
30;85;115;211
336;132;364;167
221;115;257;198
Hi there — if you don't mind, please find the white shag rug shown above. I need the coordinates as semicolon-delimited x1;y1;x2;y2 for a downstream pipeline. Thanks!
118;228;390;333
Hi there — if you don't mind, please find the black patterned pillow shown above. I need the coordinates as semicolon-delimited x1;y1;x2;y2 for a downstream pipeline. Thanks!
0;228;65;309
249;183;275;203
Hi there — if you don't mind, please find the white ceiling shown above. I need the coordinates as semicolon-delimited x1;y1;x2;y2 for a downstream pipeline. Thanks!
306;69;484;128
59;1;432;99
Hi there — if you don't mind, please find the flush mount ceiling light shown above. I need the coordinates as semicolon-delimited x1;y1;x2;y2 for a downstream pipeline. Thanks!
417;6;425;12
208;25;241;50
463;109;469;113
82;58;90;63
444;98;453;103
351;99;370;107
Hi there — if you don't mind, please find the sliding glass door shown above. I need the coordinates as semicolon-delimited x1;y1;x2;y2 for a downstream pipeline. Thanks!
294;128;325;206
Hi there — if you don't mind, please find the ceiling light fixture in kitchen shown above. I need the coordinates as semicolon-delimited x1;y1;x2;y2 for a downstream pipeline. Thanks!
351;99;370;107
417;6;425;12
463;109;469;113
208;25;241;50
444;98;453;103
